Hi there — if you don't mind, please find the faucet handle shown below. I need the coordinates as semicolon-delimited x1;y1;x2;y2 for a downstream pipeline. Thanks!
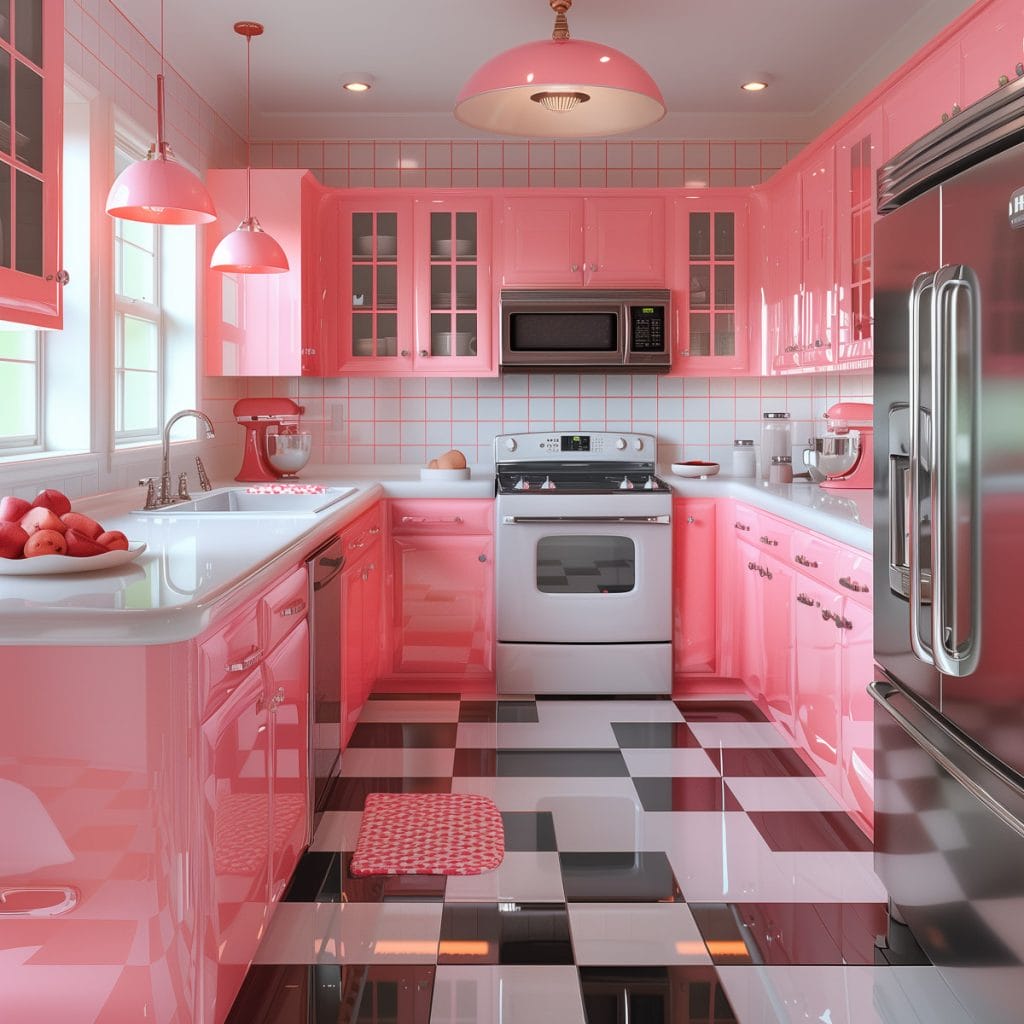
177;472;191;502
195;456;212;492
139;478;158;511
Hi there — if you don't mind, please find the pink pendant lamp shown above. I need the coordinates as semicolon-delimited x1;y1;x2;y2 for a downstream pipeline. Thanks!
454;0;665;138
105;0;216;224
210;22;289;275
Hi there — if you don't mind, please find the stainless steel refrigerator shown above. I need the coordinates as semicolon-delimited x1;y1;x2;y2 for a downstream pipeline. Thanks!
874;77;1024;1022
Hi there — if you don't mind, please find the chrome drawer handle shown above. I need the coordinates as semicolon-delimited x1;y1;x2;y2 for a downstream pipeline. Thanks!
349;540;366;549
794;553;818;568
270;686;285;709
759;535;778;547
368;526;380;535
401;515;464;524
279;599;306;617
734;522;751;531
835;616;853;630
839;576;868;593
796;593;816;606
226;647;262;673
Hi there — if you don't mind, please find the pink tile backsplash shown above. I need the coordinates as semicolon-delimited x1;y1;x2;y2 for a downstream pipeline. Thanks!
268;371;873;470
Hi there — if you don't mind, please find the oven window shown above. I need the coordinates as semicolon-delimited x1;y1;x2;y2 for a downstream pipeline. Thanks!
508;312;618;352
536;536;635;593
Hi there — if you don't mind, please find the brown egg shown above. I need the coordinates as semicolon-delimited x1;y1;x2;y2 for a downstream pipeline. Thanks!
435;451;460;469
444;449;468;469
427;458;439;469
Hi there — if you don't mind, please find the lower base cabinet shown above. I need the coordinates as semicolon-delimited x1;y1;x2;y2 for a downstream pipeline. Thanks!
672;499;717;676
341;547;383;747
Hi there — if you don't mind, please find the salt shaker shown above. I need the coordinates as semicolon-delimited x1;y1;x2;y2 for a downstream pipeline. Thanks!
761;412;792;480
731;439;756;477
769;454;794;484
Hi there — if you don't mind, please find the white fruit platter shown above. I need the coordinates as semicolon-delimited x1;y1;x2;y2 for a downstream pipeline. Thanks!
0;542;147;576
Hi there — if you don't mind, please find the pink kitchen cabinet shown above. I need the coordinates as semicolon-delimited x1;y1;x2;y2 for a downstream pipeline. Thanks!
198;666;271;1024
387;499;494;685
204;170;317;376
500;194;666;288
341;541;383;746
672;498;717;678
733;535;765;700
413;195;495;374
764;173;803;374
797;149;838;369
670;194;751;375
793;576;844;792
0;0;65;328
840;594;874;834
958;1;1024;109
834;110;883;366
759;551;796;736
883;39;961;160
265;621;310;903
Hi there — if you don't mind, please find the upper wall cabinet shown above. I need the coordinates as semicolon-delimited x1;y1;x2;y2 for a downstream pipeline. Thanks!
669;194;751;376
959;2;1024;108
797;149;837;369
0;0;64;328
882;40;961;160
500;194;666;288
204;169;314;376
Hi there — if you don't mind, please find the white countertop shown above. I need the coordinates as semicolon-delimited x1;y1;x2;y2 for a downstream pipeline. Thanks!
0;465;871;647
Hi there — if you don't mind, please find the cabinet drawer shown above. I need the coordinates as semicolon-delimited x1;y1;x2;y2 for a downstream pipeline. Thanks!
835;547;872;607
199;606;261;719
390;499;493;535
729;503;757;539
753;511;790;559
260;565;309;654
341;502;384;557
789;530;840;588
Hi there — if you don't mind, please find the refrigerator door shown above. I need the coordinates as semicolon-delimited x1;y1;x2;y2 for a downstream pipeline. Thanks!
935;144;1024;778
873;186;942;708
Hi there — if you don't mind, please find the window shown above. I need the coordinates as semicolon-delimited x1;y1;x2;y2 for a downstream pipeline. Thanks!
0;328;41;450
113;144;163;443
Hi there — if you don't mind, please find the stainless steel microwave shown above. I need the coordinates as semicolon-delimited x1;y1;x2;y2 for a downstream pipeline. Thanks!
500;289;672;372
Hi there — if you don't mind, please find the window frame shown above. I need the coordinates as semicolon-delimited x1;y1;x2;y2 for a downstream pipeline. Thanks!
0;328;44;452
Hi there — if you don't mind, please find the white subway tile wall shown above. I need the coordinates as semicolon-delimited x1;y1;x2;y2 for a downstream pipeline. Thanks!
256;139;806;188
263;371;873;470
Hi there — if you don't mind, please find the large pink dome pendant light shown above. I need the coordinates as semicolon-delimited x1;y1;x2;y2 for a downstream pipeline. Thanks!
210;21;289;274
454;0;665;137
105;0;216;224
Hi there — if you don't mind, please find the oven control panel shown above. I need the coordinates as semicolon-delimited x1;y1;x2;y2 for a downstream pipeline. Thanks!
496;431;654;462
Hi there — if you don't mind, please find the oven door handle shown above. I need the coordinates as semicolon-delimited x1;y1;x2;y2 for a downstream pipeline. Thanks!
501;514;671;525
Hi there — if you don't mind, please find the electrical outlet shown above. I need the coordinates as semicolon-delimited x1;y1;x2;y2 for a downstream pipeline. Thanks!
326;401;346;443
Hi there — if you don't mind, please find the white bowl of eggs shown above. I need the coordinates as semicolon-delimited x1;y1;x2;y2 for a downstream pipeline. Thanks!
420;449;471;480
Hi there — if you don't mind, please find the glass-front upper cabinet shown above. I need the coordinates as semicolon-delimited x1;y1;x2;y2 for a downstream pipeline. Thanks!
338;201;414;373
414;196;492;374
670;196;749;376
0;0;64;327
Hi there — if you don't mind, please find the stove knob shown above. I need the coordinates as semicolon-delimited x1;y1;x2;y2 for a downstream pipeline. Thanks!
615;437;627;451
619;477;634;490
504;437;517;452
633;438;644;451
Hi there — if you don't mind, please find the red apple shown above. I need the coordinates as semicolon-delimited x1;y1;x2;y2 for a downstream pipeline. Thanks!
64;528;109;558
0;521;29;558
23;529;67;557
0;496;32;523
97;530;129;552
31;489;72;517
61;511;104;540
20;506;67;536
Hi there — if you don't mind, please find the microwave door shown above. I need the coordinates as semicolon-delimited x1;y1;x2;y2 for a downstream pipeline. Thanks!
502;305;624;368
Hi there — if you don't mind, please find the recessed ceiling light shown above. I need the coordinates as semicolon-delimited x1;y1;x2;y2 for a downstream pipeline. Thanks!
741;80;769;92
342;73;374;93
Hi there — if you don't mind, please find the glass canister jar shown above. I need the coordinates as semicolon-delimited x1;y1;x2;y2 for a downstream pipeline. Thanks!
731;439;756;477
761;412;792;480
769;454;794;484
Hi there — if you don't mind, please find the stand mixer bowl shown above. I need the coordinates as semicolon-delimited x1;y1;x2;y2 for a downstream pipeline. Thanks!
809;432;861;477
266;432;312;477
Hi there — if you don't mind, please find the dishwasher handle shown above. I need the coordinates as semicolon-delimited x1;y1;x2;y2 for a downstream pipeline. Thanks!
310;539;346;591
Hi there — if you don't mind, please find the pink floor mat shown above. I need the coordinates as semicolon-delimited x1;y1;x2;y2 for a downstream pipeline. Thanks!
350;792;505;876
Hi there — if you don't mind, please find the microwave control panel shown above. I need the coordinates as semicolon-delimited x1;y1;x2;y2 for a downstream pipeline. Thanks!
629;306;666;353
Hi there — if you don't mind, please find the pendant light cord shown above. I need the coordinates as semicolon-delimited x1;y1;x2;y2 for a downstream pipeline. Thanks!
155;0;167;157
245;29;252;221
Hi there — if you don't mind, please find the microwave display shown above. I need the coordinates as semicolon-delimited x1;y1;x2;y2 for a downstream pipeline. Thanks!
507;312;617;352
630;306;666;352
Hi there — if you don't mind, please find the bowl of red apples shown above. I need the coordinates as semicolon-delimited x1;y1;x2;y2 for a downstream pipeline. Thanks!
0;489;145;575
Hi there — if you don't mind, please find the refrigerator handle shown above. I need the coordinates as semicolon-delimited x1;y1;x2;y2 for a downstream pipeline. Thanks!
908;270;936;666
932;267;982;677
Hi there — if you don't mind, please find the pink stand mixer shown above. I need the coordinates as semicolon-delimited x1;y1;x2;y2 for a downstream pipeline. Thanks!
232;398;310;482
804;401;874;490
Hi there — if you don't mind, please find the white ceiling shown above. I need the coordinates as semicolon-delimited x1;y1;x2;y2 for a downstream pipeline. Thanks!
115;0;975;140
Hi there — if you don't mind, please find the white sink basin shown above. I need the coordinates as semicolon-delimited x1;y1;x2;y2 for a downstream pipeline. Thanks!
132;486;357;516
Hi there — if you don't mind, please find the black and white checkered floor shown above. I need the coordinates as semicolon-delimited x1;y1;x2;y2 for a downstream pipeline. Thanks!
227;693;973;1023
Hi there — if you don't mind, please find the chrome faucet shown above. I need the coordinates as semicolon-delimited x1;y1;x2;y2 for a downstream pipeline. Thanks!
154;409;216;507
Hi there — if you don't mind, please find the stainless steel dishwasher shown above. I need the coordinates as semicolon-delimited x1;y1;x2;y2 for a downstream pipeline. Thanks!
306;536;344;829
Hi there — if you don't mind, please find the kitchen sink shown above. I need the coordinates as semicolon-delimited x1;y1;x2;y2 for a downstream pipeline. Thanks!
132;486;357;516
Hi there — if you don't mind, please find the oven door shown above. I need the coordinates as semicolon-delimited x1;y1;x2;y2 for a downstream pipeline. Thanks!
496;494;672;643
